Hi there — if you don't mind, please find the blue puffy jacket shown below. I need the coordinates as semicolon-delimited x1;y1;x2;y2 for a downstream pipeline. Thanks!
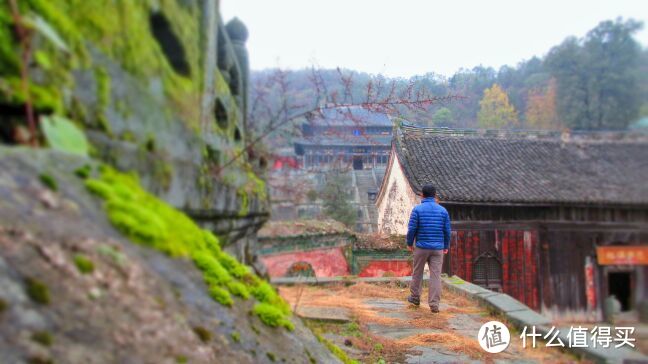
406;197;451;250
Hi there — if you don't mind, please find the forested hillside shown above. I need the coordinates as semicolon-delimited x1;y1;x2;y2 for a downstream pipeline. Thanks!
249;18;648;146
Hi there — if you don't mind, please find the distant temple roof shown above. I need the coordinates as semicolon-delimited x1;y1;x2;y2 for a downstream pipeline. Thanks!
307;106;393;128
294;134;392;148
393;125;648;206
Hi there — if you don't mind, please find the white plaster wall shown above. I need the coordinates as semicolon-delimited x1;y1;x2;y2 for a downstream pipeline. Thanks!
376;154;418;235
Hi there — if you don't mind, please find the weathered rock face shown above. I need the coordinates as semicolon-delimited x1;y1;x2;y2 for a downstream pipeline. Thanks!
0;147;338;363
0;0;267;265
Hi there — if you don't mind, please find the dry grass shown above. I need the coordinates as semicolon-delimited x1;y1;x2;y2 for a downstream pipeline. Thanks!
281;282;580;363
397;332;486;360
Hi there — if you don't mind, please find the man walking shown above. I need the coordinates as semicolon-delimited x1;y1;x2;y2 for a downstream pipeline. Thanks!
406;184;451;313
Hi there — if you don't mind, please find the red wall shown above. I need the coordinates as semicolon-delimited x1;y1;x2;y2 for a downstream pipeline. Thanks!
260;247;349;277
449;230;540;309
358;260;412;277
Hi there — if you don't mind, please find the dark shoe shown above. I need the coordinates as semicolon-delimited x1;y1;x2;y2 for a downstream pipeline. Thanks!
430;306;439;313
407;295;420;306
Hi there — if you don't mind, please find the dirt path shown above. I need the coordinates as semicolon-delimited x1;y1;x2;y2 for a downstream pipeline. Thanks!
280;282;579;363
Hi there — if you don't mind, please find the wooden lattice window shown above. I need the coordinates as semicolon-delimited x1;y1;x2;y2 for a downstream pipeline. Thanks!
473;251;502;291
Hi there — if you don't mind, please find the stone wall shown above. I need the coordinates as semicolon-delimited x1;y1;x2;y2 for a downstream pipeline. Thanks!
0;0;268;265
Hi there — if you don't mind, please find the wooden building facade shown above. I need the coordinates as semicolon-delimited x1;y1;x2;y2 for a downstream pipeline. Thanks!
376;125;648;321
294;106;392;170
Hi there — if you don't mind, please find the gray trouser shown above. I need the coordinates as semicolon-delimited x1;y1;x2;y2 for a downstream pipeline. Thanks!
410;247;444;308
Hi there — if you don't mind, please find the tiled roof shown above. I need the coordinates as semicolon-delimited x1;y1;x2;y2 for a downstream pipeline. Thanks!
395;126;648;205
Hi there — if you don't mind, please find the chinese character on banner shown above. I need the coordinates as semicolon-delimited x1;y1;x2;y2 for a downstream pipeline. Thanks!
543;326;565;347
590;326;613;348
520;326;542;348
614;327;636;348
567;326;588;348
477;321;511;353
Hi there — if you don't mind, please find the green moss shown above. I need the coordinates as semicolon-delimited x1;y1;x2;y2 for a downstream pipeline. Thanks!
231;331;240;343
192;326;211;343
25;277;50;305
237;189;249;216
34;51;52;70
73;254;95;274
175;355;188;364
0;298;7;314
31;331;53;347
39;173;58;191
85;167;292;327
250;282;291;315
266;352;277;362
152;159;173;191
145;134;156;153
120;130;136;142
316;334;359;364
305;349;317;364
253;303;294;331
74;164;92;179
227;281;250;299
218;252;249;278
209;286;232;306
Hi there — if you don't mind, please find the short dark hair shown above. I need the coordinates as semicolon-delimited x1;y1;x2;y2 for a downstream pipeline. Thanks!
422;184;436;198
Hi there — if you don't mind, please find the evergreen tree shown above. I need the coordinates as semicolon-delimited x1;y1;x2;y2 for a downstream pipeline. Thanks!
431;107;454;126
546;18;643;129
320;169;357;227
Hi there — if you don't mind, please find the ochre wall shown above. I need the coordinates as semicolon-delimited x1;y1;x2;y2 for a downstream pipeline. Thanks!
260;247;349;277
358;260;412;277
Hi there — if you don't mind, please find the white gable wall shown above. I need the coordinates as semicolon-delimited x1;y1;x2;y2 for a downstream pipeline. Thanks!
376;151;419;235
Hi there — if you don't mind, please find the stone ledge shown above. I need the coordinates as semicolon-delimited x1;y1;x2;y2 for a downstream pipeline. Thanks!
442;275;648;364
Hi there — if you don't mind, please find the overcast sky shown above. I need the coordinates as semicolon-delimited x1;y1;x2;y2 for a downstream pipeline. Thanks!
221;0;648;78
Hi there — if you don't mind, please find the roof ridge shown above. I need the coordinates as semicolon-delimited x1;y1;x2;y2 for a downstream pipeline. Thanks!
399;124;648;143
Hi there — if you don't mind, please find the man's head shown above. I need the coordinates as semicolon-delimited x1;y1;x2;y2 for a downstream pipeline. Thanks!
422;184;436;198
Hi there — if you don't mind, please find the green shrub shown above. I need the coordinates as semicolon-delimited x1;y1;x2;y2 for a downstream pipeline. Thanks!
73;254;95;274
253;303;294;331
231;331;240;343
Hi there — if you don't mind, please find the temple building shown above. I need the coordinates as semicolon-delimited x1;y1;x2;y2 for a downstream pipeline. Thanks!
376;125;648;321
294;106;393;170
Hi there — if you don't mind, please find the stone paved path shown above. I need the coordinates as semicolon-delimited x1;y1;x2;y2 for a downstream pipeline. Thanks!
280;282;574;363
